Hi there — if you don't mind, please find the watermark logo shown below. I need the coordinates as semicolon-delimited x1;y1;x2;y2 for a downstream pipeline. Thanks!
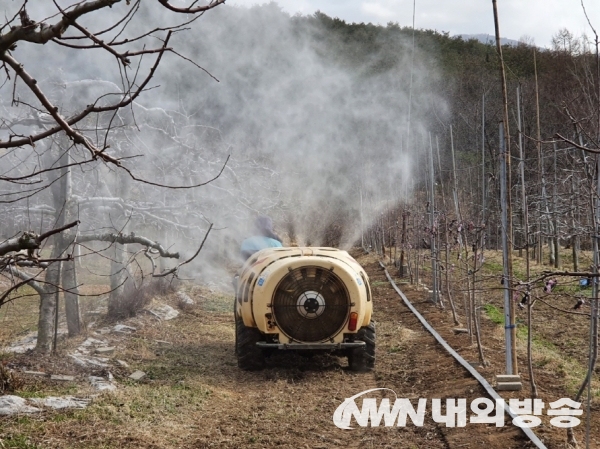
333;388;426;429
333;389;582;429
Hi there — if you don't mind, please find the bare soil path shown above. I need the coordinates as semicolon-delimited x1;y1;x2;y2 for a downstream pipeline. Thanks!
0;252;578;448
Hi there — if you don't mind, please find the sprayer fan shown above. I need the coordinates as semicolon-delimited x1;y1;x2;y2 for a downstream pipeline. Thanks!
272;266;350;342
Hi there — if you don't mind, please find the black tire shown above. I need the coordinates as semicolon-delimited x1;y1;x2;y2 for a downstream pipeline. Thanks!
348;320;376;372
235;309;266;371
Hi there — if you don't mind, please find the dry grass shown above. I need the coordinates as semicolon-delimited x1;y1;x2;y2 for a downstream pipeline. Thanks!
0;285;41;345
1;247;597;449
107;277;180;321
0;288;232;449
0;262;427;449
0;247;117;348
477;247;600;396
0;362;24;393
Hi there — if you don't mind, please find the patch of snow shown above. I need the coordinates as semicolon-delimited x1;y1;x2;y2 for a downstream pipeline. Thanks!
113;324;137;333
0;395;90;415
69;354;109;368
3;332;37;353
23;371;47;377
69;337;111;367
176;291;195;305
128;370;146;381
50;374;75;381
89;375;117;391
0;396;40;415
79;337;107;348
29;396;90;409
146;302;179;321
94;346;115;355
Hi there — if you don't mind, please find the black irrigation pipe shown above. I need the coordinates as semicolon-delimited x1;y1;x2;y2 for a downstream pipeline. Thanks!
379;261;547;449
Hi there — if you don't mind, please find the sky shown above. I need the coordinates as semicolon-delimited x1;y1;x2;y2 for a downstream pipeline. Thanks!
226;0;600;49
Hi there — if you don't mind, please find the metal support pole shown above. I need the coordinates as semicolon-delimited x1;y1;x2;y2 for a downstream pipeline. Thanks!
481;93;486;237
429;134;438;304
500;122;513;375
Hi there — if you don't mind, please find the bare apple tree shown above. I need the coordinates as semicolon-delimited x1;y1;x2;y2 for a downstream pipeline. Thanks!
0;0;227;352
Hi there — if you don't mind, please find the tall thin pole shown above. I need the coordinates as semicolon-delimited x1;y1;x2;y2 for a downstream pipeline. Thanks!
52;261;62;354
450;124;467;331
360;186;364;250
541;148;554;264
517;86;528;277
500;122;514;375
493;0;517;374
415;213;419;285
450;125;460;221
534;49;543;264
405;0;416;172
437;136;459;323
481;93;486;233
518;85;537;396
553;141;560;268
429;134;438;304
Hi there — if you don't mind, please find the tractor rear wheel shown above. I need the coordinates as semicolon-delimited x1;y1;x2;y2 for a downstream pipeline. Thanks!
348;320;376;372
235;309;266;371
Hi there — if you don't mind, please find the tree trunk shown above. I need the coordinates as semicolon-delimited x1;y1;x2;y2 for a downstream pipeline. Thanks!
36;140;82;348
36;142;66;352
62;144;81;337
399;211;407;276
36;246;61;353
108;242;128;317
571;175;579;272
444;217;459;325
62;253;81;336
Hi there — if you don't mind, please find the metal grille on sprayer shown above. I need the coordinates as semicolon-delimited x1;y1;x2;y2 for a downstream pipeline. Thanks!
272;266;350;342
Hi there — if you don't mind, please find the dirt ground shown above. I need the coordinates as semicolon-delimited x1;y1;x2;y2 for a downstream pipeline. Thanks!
0;250;598;448
367;254;599;449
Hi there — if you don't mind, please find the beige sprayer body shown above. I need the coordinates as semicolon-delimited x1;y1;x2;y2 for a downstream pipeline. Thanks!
236;247;372;344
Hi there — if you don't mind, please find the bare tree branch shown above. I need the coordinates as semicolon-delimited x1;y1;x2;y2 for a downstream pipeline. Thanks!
1;266;45;299
0;31;173;158
123;154;230;189
77;231;179;258
0;220;79;257
153;223;212;277
0;0;121;53
555;133;600;153
157;0;227;14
